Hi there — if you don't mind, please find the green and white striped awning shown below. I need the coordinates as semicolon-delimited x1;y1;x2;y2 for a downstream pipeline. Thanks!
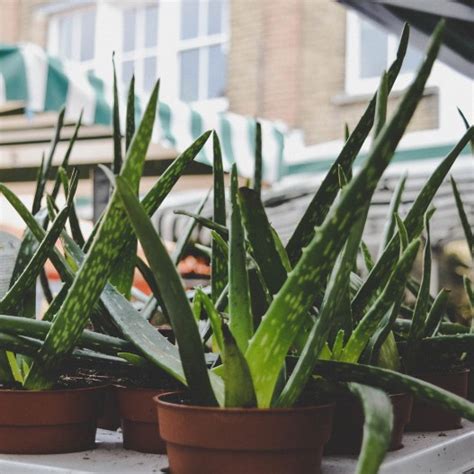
0;43;286;182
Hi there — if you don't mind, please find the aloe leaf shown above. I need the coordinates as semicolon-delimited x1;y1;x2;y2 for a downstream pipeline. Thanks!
285;25;409;265
349;383;393;474
464;277;474;330
58;168;85;247
126;75;135;151
0;180;192;382
457;107;474;154
195;289;224;351
247;21;444;407
212;132;228;302
229;166;253;352
341;239;420;364
211;230;229;260
239;187;287;295
141;131;212;216
0;314;132;355
173;189;211;264
278;122;385;407
32;106;66;214
116;176;217;406
0;332;132;368
312;359;474;421
407;218;432;352
108;72;138;299
379;174;407;256
394;213;408;251
112;55;122;175
423;288;450;337
174;210;228;237
51;111;83;202
395;318;469;336
253;121;262;196
360;241;374;272
344;123;350;141
398;333;474;354
331;330;345;360
451;175;473;258
0;206;70;315
24;82;160;390
222;323;257;408
353;125;473;318
6;351;23;383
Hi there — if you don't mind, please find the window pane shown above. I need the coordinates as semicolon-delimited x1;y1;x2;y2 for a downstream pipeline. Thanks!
58;15;73;59
123;9;136;52
122;59;135;85
359;18;388;78
181;1;199;40
143;56;157;93
180;49;199;101
145;5;159;48
80;10;96;61
208;44;226;98
208;0;223;35
401;45;423;73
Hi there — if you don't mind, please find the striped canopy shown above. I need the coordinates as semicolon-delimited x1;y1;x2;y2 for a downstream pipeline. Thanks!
0;43;286;182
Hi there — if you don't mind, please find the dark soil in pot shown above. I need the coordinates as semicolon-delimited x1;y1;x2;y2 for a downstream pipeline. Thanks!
325;392;413;454
155;391;334;474
0;385;105;454
117;386;168;453
407;369;469;431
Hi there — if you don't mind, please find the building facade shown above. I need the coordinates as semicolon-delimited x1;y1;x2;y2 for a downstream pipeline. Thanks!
0;0;472;160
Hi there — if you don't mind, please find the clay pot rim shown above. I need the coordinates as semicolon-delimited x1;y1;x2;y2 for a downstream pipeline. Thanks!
412;368;470;377
154;390;335;414
0;384;107;396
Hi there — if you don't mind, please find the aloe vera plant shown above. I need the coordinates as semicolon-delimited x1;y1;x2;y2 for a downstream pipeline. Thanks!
0;19;472;474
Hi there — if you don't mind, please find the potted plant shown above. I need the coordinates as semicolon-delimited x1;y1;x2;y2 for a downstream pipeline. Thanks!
388;169;473;430
0;109;108;454
0;72;212;454
112;21;473;474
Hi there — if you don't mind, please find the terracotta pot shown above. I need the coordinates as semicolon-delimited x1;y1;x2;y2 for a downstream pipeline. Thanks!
155;391;334;474
97;385;120;431
407;369;469;431
0;386;104;454
325;392;413;454
117;387;167;453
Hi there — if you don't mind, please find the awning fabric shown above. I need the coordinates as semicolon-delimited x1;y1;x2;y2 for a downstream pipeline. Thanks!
0;43;286;182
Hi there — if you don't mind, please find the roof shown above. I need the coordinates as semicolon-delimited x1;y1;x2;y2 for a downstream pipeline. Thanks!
338;0;474;76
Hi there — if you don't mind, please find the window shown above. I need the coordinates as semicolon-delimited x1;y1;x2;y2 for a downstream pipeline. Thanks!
46;1;229;107
49;8;96;69
120;4;160;95
345;11;423;94
178;0;228;102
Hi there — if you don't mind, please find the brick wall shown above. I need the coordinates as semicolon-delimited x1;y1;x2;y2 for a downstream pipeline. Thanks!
0;0;48;46
229;0;438;145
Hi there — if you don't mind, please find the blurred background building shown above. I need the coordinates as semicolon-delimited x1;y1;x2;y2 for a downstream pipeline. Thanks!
0;0;474;243
0;1;473;316
1;0;471;163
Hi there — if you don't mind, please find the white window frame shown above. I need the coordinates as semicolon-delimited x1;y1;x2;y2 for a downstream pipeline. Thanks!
345;11;416;96
46;0;230;111
117;3;160;96
176;0;229;108
47;6;97;72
